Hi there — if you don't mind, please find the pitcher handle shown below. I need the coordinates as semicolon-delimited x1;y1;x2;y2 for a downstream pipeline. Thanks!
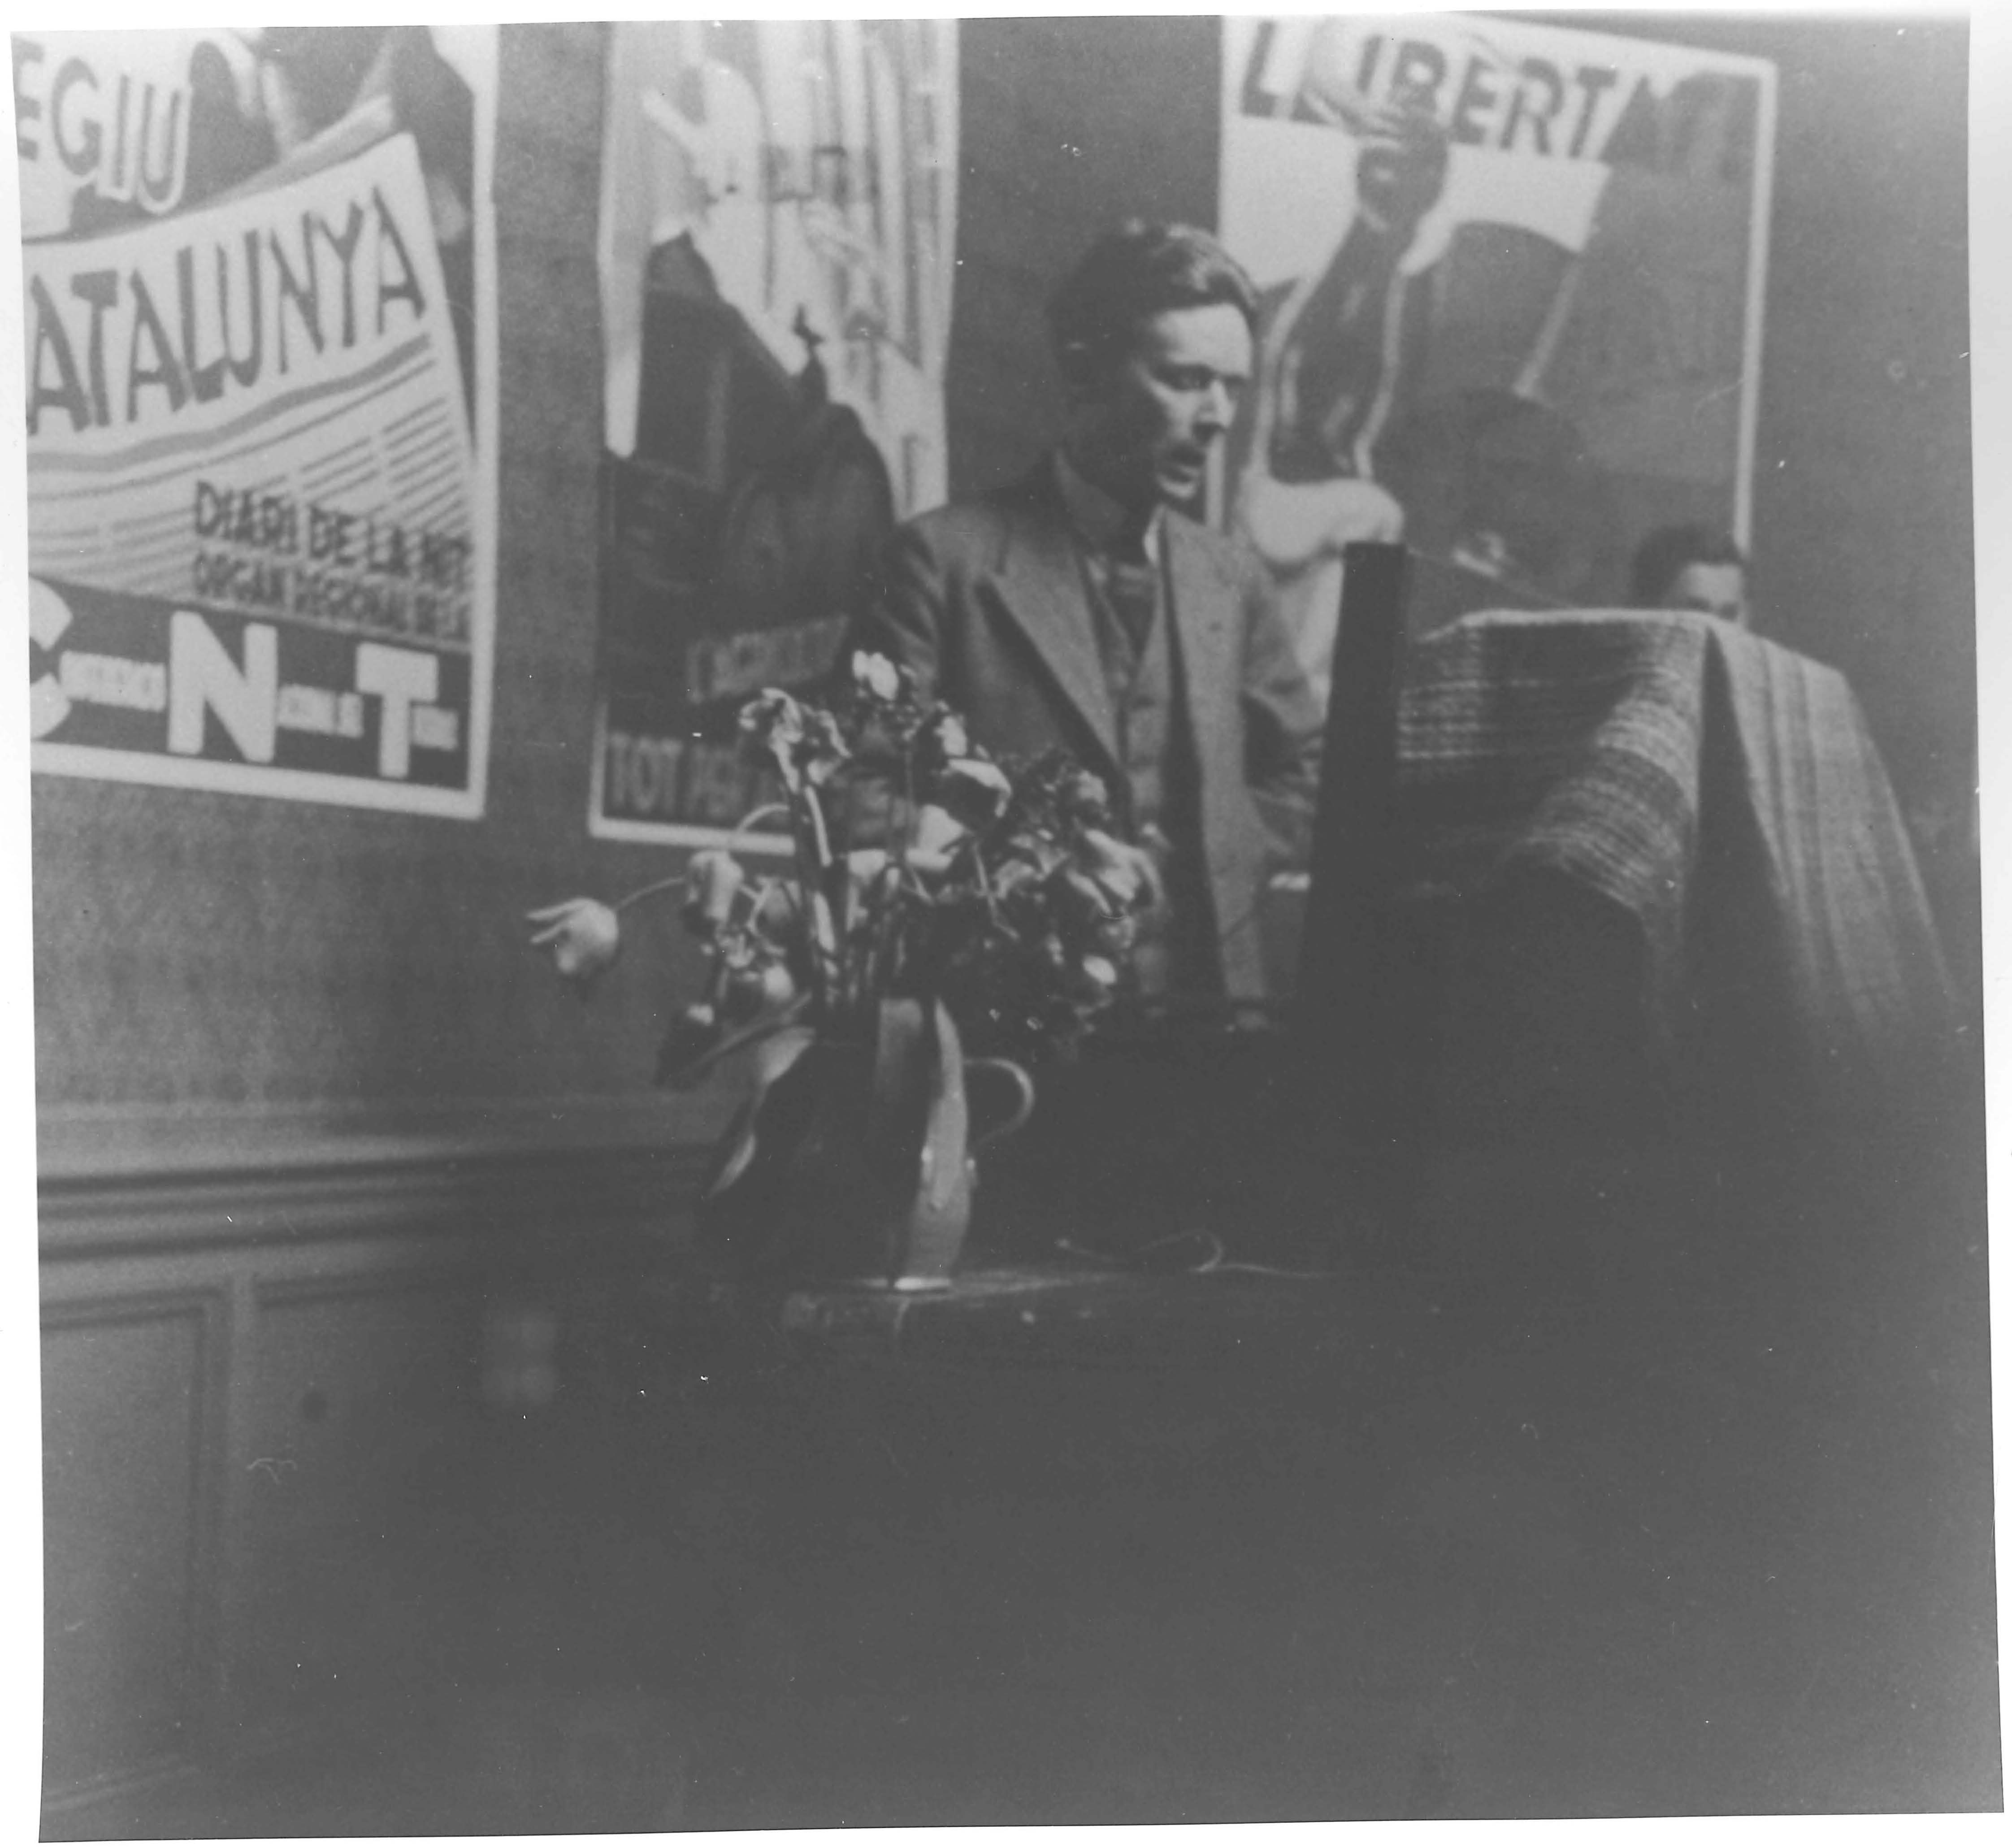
964;1057;1035;1151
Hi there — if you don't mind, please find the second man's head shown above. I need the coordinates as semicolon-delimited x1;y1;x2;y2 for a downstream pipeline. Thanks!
1629;523;1750;627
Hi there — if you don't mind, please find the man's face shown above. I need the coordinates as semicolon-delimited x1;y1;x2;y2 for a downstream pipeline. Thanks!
1662;561;1748;626
1068;303;1253;514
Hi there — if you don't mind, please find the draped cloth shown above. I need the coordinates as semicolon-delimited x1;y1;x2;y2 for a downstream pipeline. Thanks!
1391;609;1959;1116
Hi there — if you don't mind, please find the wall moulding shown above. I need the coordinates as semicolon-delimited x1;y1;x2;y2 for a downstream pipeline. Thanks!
39;1092;720;1259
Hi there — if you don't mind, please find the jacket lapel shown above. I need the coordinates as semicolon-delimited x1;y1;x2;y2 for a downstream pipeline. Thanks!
993;469;1119;767
1163;512;1237;774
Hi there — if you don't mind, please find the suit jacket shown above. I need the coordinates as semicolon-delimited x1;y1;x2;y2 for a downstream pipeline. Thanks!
853;461;1323;999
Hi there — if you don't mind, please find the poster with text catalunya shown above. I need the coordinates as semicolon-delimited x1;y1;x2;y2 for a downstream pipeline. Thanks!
1221;15;1775;704
20;27;497;816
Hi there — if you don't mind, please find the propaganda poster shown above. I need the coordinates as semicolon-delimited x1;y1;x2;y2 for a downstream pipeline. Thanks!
591;18;959;846
20;26;498;815
1221;14;1776;702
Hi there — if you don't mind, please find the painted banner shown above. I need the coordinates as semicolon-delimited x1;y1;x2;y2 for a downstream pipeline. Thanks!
1221;15;1775;702
591;17;958;845
20;26;496;815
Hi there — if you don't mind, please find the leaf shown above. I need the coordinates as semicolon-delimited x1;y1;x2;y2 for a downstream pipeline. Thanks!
751;1023;817;1090
702;1023;816;1200
655;998;811;1092
655;1004;721;1088
706;1098;761;1199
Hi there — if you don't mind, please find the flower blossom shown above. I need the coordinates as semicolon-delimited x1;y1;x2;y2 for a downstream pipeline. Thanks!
546;675;1162;1064
526;897;622;988
935;756;1013;829
1079;954;1120;993
740;687;849;792
800;707;852;786
912;708;971;774
847;847;891;888
682;849;746;937
738;689;805;759
852;651;905;703
718;958;799;1022
908;803;968;875
1075;827;1165;915
1057;767;1113;827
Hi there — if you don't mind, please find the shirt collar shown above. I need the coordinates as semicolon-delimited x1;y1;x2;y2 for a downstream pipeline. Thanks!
1053;449;1161;566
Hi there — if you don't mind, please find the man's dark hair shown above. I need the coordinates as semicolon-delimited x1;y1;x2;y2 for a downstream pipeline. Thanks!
1046;220;1259;381
1628;522;1747;606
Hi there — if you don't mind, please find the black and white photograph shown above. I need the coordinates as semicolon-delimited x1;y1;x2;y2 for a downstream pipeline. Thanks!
12;4;2003;1837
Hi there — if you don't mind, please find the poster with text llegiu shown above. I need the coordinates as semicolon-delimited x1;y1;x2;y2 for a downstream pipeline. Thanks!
20;27;498;816
1221;16;1775;704
591;18;959;846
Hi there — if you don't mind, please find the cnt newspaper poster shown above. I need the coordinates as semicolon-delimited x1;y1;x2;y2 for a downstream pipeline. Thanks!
1220;14;1776;703
591;17;959;846
20;26;498;816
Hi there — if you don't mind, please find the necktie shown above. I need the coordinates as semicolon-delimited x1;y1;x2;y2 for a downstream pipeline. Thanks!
1104;551;1158;657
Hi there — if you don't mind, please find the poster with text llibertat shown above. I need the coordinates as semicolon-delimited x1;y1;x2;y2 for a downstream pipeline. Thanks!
21;27;498;816
1221;16;1775;703
591;18;958;846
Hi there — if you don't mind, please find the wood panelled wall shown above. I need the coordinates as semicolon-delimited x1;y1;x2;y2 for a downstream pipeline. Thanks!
40;1141;702;1814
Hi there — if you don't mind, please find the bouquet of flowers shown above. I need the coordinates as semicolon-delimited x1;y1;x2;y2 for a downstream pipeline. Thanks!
529;651;1164;1083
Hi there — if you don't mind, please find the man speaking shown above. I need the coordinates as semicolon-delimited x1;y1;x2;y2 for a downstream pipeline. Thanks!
854;221;1323;1006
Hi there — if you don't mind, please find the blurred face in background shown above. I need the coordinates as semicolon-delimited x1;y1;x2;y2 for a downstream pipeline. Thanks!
1661;560;1749;627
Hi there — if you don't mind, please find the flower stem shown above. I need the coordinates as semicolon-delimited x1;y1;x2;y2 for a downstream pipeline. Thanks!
613;875;687;915
732;802;791;845
789;786;840;1021
658;993;812;1090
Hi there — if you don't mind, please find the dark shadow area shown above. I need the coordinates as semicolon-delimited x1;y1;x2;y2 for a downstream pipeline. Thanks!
48;1064;1999;1834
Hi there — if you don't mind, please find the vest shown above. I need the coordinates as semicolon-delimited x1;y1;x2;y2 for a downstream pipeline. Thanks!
1079;552;1220;998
